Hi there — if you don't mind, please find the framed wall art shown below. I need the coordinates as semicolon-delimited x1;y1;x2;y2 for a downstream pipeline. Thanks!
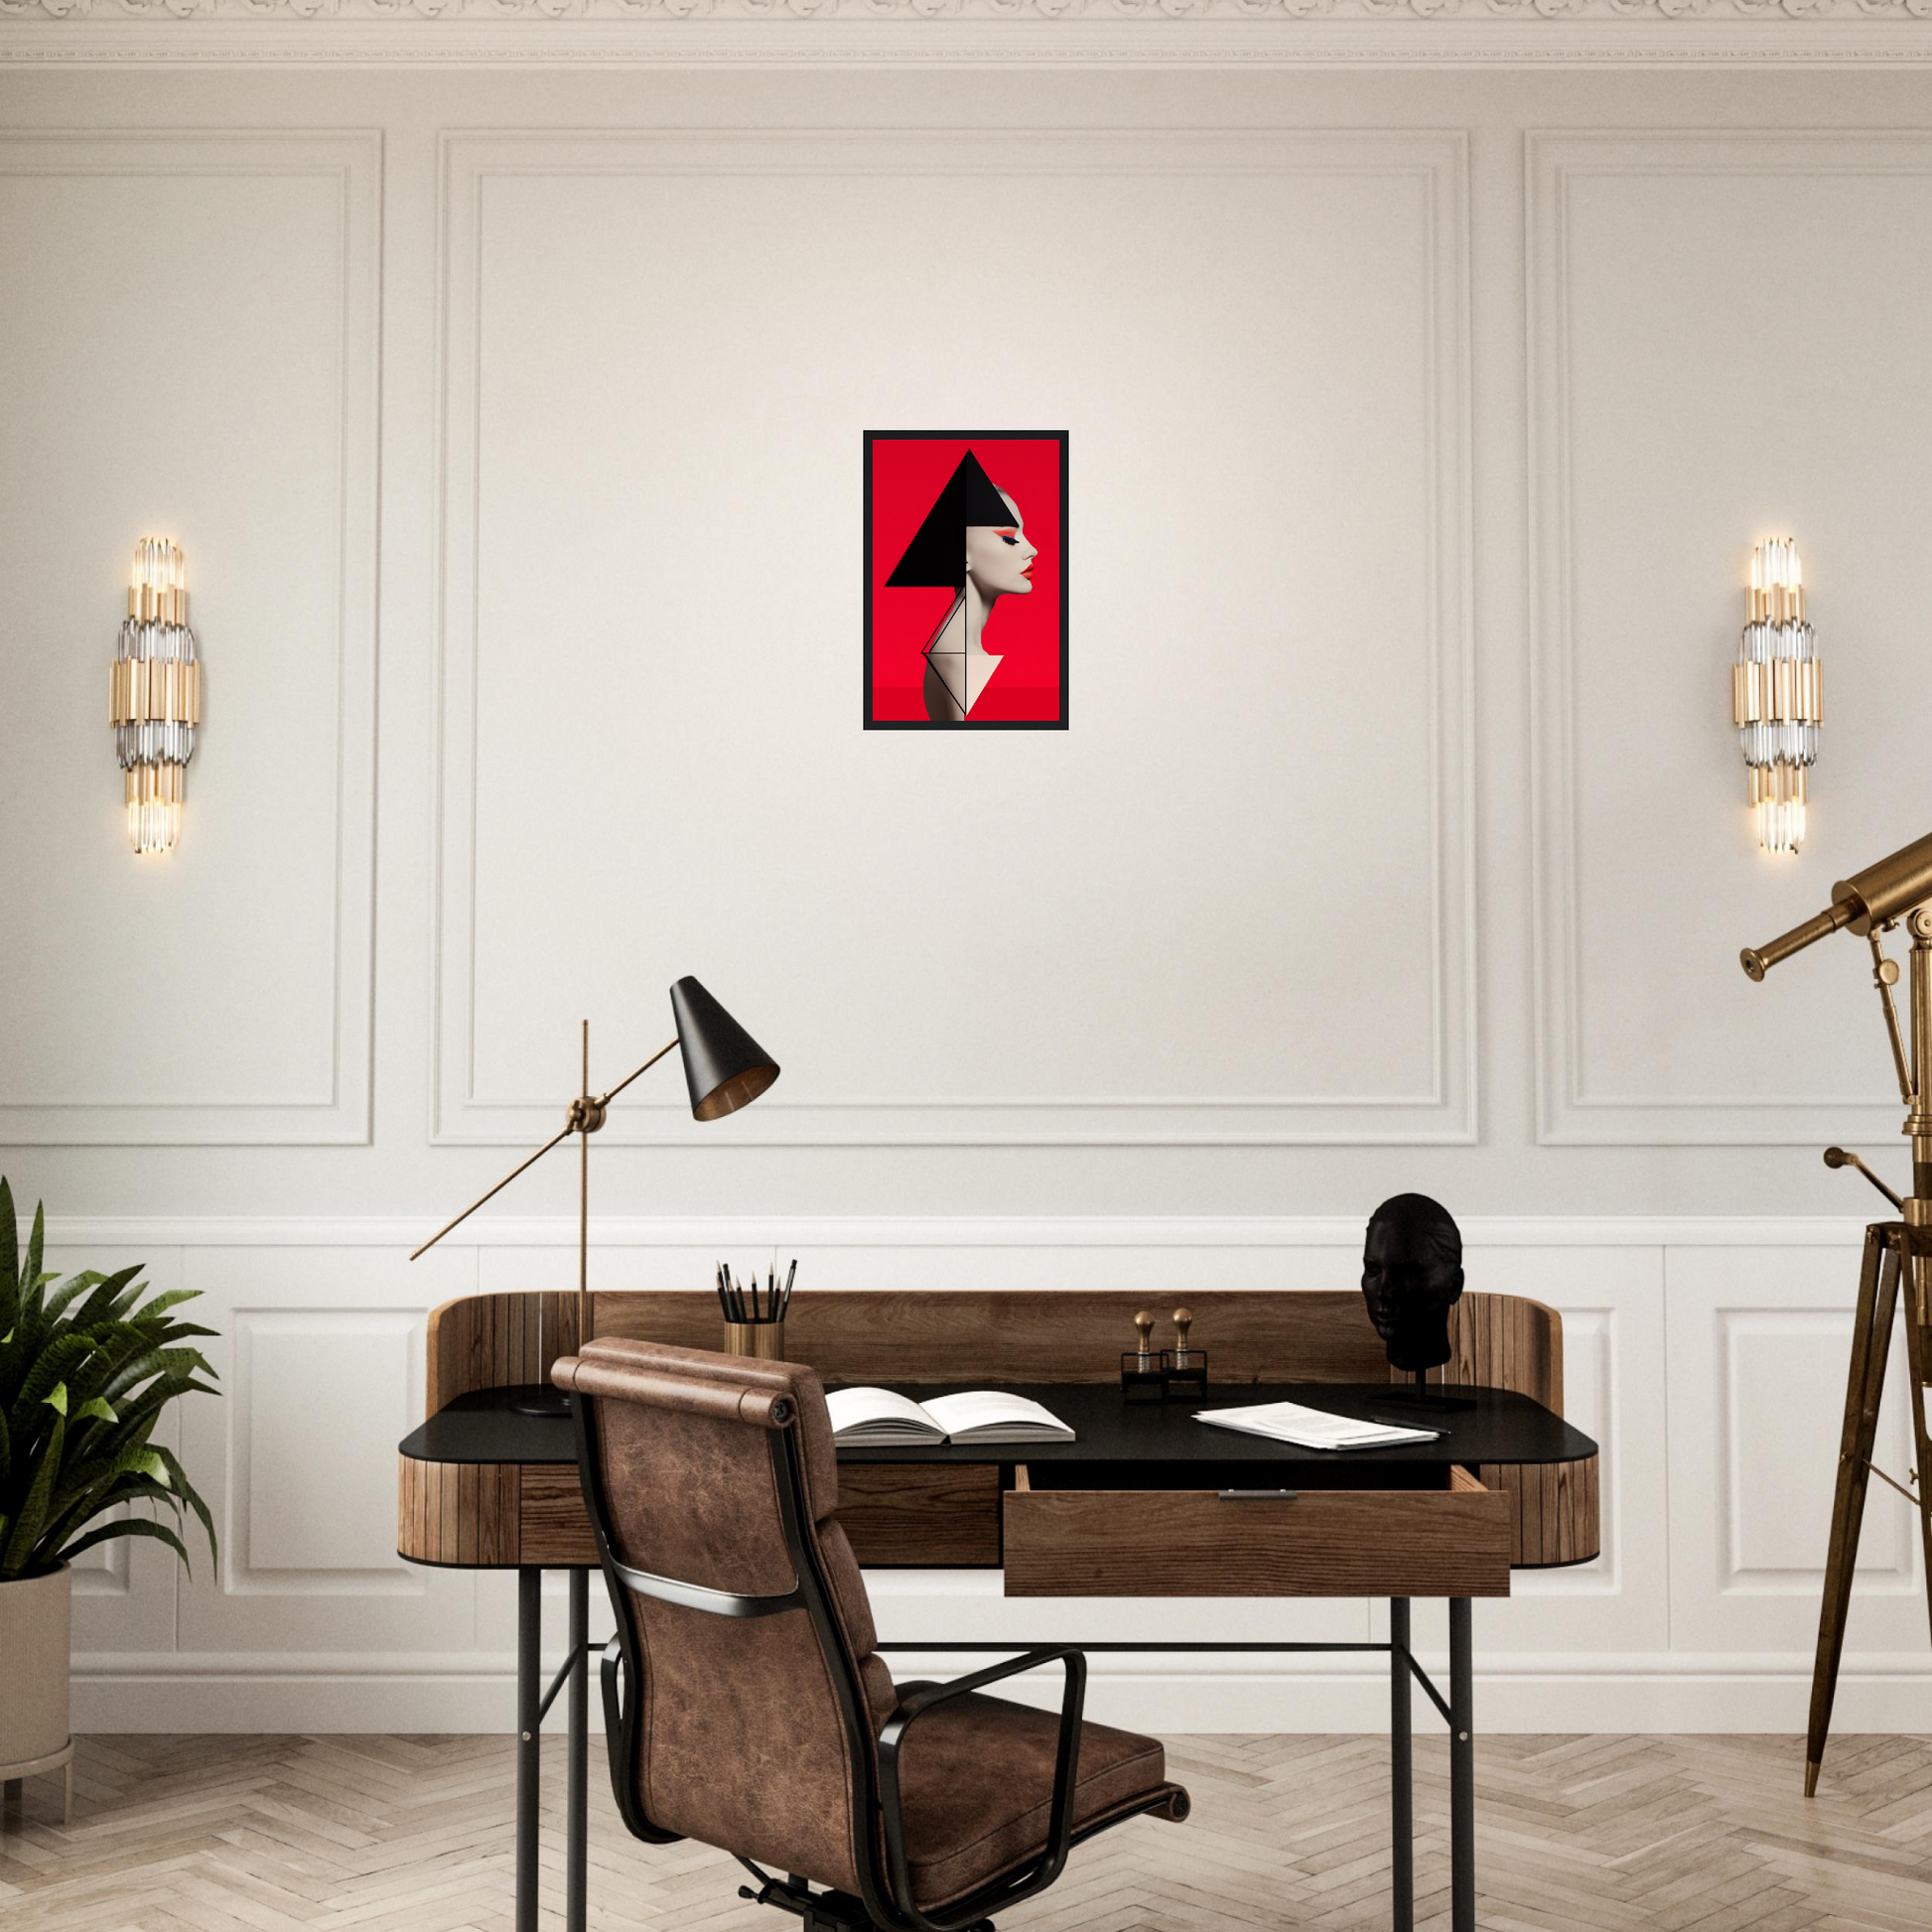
864;431;1068;730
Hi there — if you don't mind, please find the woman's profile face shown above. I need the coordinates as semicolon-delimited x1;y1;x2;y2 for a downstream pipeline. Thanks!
965;490;1037;600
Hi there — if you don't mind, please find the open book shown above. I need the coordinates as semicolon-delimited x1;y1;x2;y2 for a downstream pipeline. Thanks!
825;1387;1075;1448
1195;1400;1440;1451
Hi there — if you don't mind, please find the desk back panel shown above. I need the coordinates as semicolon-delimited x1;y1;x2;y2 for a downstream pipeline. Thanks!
425;1290;1562;1414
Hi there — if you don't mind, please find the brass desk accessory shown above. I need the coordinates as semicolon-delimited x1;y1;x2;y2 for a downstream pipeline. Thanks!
409;977;779;1416
1165;1306;1208;1401
1741;826;1932;1793
1121;1310;1164;1402
1120;1308;1209;1401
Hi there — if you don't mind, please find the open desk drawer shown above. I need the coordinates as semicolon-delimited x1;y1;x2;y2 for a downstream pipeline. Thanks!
1003;1461;1511;1598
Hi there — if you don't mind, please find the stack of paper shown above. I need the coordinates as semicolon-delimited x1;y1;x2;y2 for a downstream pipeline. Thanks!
1195;1401;1440;1450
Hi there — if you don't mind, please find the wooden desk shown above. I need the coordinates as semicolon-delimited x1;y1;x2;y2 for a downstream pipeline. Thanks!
397;1290;1598;1932
401;1289;1598;1575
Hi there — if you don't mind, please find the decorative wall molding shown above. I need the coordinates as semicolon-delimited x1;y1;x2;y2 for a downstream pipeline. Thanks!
1718;1307;1917;1592
1662;1243;1928;1656
230;1309;425;1592
1527;130;1932;1148
0;130;381;1147
431;128;1475;1149
12;14;1932;77
12;0;1932;20
42;1209;1884;1247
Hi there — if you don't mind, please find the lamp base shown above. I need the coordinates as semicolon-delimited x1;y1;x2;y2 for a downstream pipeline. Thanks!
507;1383;570;1419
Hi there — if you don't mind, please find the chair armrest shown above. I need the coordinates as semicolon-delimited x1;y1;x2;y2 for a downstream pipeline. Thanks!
875;1648;1088;1932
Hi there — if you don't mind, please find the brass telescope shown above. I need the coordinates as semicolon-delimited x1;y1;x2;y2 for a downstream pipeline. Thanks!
1740;825;1932;1799
1741;825;1932;979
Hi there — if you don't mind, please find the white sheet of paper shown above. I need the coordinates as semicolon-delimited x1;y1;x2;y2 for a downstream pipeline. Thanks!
1195;1400;1440;1450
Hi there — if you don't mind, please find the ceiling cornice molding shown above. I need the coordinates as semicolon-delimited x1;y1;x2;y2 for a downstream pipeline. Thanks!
6;9;1932;69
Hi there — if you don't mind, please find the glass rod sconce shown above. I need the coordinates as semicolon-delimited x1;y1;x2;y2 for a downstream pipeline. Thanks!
1733;537;1821;856
110;538;201;856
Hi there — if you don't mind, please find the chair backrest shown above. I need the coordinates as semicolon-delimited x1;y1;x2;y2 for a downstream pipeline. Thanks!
553;1338;897;1895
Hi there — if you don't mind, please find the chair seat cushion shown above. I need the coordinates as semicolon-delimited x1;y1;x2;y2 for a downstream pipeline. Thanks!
889;1688;1183;1909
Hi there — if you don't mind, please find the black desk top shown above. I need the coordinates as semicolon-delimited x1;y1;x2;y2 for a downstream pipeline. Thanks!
400;1382;1595;1470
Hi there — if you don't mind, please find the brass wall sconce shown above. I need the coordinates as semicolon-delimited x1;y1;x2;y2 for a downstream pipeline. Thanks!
1733;536;1821;855
111;538;201;856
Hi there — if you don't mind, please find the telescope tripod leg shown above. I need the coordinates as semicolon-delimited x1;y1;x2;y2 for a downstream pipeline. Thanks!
1805;1227;1900;1796
1901;1248;1932;1662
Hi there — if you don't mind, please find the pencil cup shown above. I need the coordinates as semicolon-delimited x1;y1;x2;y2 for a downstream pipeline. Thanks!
725;1320;785;1360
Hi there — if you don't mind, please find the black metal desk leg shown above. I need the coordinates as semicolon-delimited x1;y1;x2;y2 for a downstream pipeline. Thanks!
516;1568;541;1932
1390;1598;1413;1932
1449;1597;1474;1932
568;1569;589;1932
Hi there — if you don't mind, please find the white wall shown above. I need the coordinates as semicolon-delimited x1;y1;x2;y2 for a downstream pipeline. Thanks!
4;46;1932;1731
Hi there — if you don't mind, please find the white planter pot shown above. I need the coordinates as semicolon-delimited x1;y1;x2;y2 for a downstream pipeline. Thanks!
0;1564;71;1775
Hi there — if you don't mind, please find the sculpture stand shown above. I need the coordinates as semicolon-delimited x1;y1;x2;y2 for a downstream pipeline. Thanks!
1375;1371;1477;1419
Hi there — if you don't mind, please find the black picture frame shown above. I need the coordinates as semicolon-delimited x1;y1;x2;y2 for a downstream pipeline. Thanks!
863;429;1070;731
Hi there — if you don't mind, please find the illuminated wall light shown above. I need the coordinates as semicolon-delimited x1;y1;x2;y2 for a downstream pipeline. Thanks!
110;538;201;856
1733;537;1821;856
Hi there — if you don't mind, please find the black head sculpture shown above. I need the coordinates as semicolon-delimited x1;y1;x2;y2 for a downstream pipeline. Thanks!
1360;1193;1465;1374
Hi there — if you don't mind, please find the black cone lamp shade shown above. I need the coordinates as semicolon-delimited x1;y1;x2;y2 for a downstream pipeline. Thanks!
671;976;780;1121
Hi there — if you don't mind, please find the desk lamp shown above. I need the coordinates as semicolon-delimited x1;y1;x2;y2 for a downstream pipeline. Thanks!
410;975;779;1415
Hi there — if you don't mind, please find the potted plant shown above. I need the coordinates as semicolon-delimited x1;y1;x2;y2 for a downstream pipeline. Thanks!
0;1177;219;1798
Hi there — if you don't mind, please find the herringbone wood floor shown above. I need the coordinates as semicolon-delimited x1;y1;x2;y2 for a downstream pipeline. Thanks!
2;1733;1929;1931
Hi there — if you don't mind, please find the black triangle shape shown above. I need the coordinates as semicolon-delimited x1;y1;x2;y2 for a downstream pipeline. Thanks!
886;450;1016;588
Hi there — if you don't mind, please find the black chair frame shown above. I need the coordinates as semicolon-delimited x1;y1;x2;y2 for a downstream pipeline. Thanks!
569;1387;1179;1932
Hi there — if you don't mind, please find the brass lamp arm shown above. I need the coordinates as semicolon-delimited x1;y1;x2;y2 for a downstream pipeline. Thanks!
408;1034;679;1262
409;1121;578;1261
595;1035;679;1112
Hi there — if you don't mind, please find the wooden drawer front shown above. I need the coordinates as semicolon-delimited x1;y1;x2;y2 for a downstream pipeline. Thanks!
836;1464;1002;1567
1003;1466;1511;1598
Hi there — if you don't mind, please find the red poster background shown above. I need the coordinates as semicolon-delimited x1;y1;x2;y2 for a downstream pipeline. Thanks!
866;435;1066;726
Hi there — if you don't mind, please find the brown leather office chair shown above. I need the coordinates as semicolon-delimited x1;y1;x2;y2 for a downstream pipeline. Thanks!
552;1338;1188;1932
